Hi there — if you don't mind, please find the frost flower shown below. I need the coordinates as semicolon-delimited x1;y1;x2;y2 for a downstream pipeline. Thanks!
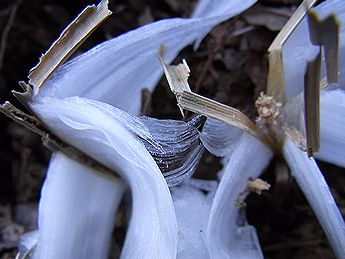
6;0;257;258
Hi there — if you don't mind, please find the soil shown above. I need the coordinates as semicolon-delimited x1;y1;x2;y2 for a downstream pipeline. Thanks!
0;0;344;258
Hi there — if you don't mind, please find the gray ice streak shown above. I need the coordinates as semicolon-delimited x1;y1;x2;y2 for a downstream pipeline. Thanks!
17;0;258;259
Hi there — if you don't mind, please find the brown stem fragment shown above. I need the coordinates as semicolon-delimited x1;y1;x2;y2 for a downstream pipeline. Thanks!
304;50;321;156
267;0;318;103
28;0;112;94
307;10;339;84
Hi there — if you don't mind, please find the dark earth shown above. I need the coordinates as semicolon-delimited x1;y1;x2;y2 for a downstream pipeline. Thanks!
0;0;344;258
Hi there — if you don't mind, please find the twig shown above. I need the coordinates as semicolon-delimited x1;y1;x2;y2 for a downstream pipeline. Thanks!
304;49;321;156
308;10;339;84
303;11;339;156
194;52;214;92
28;0;112;93
268;0;317;53
0;0;20;70
176;91;258;135
263;238;326;252
267;0;317;102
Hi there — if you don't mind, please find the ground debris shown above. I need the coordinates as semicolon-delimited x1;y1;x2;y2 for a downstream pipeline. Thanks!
236;177;271;207
0;204;25;253
247;178;271;195
243;4;295;32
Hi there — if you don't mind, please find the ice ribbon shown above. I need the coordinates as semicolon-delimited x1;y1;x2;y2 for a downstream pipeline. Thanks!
283;137;345;259
316;88;345;167
202;127;272;259
33;153;125;259
30;96;178;259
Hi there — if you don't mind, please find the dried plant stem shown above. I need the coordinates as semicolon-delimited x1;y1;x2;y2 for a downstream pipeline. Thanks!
303;11;339;156
176;91;257;135
267;0;317;102
307;10;339;84
304;49;321;156
28;0;111;93
268;0;317;52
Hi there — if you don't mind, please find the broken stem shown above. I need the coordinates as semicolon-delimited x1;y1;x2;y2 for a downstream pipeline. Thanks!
304;49;321;156
28;0;112;93
267;0;318;102
307;10;339;84
175;91;257;135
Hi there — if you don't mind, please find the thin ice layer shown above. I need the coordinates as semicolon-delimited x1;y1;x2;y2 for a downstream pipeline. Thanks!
37;0;256;114
30;97;178;259
282;18;318;100
171;184;214;259
283;137;345;259
315;88;345;167
164;144;204;186
88;101;205;184
33;152;125;259
200;118;243;157
139;115;205;185
18;230;39;256
206;133;273;259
